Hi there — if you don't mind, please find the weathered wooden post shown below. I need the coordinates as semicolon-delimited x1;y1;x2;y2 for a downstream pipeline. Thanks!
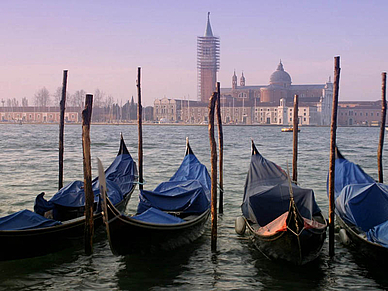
137;67;143;190
82;94;94;255
208;92;218;251
328;56;341;257
292;94;299;183
59;70;68;190
378;72;387;183
216;82;224;213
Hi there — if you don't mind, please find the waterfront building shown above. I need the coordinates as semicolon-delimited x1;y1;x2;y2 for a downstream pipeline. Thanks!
153;98;209;124
0;106;80;123
338;101;384;126
197;12;220;103
153;98;181;122
221;61;333;126
181;101;208;124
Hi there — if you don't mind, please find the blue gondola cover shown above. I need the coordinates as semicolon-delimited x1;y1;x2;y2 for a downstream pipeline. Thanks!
137;153;211;217
242;151;320;226
35;154;136;213
131;207;185;224
367;220;388;247
0;210;61;230
332;157;388;247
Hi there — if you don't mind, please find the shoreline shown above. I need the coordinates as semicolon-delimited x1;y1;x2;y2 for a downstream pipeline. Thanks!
0;122;381;128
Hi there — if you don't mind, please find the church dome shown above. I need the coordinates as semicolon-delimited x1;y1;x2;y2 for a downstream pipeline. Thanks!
269;61;291;85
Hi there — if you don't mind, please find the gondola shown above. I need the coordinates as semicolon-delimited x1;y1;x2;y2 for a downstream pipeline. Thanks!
330;149;388;260
0;135;137;261
235;141;327;265
100;139;211;255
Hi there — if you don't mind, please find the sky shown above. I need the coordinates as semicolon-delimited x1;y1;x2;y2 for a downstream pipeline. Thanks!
1;0;388;106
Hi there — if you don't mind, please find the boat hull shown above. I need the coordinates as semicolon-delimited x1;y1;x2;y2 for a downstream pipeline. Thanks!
106;200;210;255
281;128;300;132
336;214;388;261
246;213;326;265
0;190;133;261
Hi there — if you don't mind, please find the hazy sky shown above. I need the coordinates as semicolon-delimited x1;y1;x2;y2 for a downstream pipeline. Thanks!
1;0;387;106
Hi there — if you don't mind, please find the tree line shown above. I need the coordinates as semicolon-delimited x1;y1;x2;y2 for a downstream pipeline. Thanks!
36;87;114;108
1;87;117;109
1;87;141;122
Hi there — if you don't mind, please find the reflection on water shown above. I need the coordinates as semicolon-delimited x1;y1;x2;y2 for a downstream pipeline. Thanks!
116;236;206;290
250;243;326;290
0;124;388;290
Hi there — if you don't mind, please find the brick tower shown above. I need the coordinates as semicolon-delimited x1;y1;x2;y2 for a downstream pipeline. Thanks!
197;12;220;103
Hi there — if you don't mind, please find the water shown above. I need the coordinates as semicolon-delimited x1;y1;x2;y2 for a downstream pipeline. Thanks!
1;124;388;290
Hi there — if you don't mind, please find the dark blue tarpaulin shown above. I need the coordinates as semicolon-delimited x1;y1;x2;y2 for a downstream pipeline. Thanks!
332;157;388;247
137;153;211;216
333;158;375;198
35;154;136;213
367;220;388;248
242;151;320;226
0;210;62;231
131;207;185;224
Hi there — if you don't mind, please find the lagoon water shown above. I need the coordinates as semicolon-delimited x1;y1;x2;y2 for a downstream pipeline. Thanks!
0;124;388;290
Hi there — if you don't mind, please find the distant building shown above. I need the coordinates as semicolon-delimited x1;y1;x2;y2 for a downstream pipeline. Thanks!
221;61;333;125
181;101;208;123
338;101;385;126
197;12;220;103
0;106;80;123
153;98;181;122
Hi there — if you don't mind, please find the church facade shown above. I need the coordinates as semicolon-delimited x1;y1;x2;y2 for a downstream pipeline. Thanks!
220;61;333;125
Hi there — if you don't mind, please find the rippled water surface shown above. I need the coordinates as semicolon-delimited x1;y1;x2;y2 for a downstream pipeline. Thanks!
1;124;388;290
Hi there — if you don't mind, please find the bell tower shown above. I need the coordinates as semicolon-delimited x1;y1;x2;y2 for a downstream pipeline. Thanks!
240;71;245;87
197;12;220;102
232;70;237;89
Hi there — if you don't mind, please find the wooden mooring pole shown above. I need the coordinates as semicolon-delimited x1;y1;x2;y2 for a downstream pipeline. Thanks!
216;82;224;214
378;72;387;183
137;67;143;191
82;94;94;255
208;92;218;251
292;94;299;183
328;56;341;257
58;70;68;190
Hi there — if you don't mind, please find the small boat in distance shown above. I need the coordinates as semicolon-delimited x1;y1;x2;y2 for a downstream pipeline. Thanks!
329;148;388;261
281;127;300;132
101;138;211;255
235;141;327;265
0;135;137;261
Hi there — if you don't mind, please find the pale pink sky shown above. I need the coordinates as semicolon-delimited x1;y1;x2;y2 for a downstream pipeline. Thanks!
1;0;387;106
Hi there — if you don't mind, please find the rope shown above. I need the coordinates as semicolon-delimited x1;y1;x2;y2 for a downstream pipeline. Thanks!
286;161;300;235
134;180;146;185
